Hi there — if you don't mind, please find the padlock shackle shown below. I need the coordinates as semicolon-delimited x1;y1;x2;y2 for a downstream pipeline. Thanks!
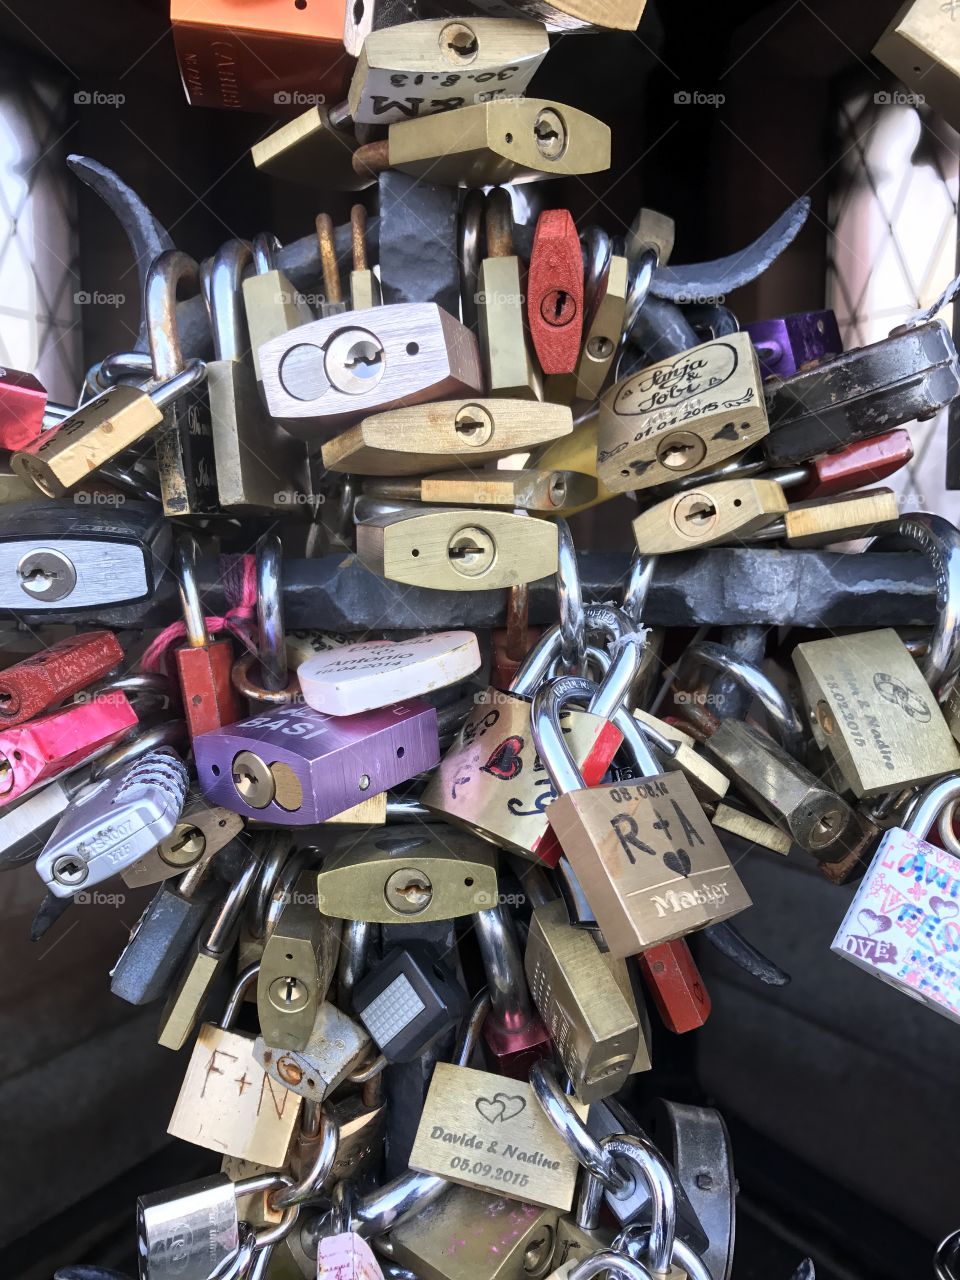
614;706;665;778
220;961;260;1026
454;990;490;1066
557;517;586;674
529;1060;630;1194
150;359;206;411
567;1249;654;1280
622;553;656;624
581;224;612;335
683;640;806;758
614;1226;714;1280
207;850;263;962
338;918;374;1007
252;231;281;276
96;349;155;390
87;719;187;784
615;247;656;378
902;774;960;840
209;239;253;363
247;832;296;940
588;630;649;720
271;1111;339;1209
256;533;288;692
352;1169;450;1238
175;534;210;647
531;674;596;796
146;249;201;380
889;513;960;699
473;903;536;1034
458;188;484;333
484;186;515;259
509;623;564;697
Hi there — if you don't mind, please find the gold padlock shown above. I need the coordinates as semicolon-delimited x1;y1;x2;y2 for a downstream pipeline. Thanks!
322;399;572;475
752;488;901;548
363;468;597;513
241;232;315;390
712;802;792;856
251;104;371;191
531;416;621;514
874;0;960;131
631;478;787;553
546;255;628;406
478;188;542;399
597;332;769;495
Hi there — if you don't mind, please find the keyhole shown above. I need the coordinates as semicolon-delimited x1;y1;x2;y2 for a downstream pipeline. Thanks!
454;404;494;446
267;974;309;1013
539;288;577;328
683;500;716;526
533;108;566;159
441;22;478;58
344;339;383;377
661;442;697;468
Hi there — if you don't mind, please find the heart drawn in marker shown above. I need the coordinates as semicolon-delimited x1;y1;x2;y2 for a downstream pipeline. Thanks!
664;849;692;877
481;736;525;782
930;897;960;920
857;909;891;936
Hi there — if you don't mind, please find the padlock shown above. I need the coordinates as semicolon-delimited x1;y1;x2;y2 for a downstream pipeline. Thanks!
832;775;960;1026
167;964;301;1165
762;319;960;466
636;939;711;1034
194;698;439;824
137;1170;294;1280
316;826;498;922
145;250;221;517
0;498;172;615
257;869;341;1051
352;943;468;1061
793;628;960;798
298;631;481;716
546;254;628;407
745;309;842;379
173;533;243;740
205;238;312;511
0;629;122;727
597;332;770;495
251;104;370;192
874;0;960;131
478;188;542;399
356;506;558;591
10;361;205;499
170;0;350;114
120;790;245;888
711;802;792;856
349;205;382;312
473;902;553;1079
533;676;752;956
0;365;48;450
348;17;549;125
525;898;641;1103
530;418;621;514
242;232;315;390
601;952;653;1076
258;302;483;432
631;479;788;553
630;711;729;807
110;836;233;1006
746;488;901;548
36;748;189;898
255;1002;372;1103
362;468;598;512
760;429;914;502
157;847;263;1050
408;1061;583;1211
321;1085;387;1189
351;98;611;186
0;689;138;812
319;1230;387;1279
322;399;573;475
389;1185;559;1280
527;209;584;376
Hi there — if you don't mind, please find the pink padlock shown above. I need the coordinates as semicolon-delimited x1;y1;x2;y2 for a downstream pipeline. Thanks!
0;694;138;807
0;367;47;451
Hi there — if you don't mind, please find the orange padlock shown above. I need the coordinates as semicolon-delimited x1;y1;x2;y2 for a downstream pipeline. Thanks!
173;535;242;739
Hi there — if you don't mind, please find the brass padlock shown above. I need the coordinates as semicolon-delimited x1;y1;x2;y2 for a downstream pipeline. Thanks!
352;98;611;186
241;232;315;390
712;801;793;856
348;17;549;125
356;506;558;590
749;487;901;548
363;467;597;512
167;964;301;1167
533;678;752;956
257;870;341;1052
121;791;244;888
315;825;499;922
531;417;621;514
597;332;769;495
478;188;542;400
525;899;641;1104
793;629;960;797
631;478;787;553
632;710;729;806
258;302;484;432
874;0;960;131
546;254;628;406
389;1184;559;1280
251;103;371;191
322;399;572;475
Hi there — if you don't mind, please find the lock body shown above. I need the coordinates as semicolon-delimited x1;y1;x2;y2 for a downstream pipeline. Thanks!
193;700;439;824
254;1002;371;1102
353;944;467;1061
110;873;222;1006
598;332;770;494
632;478;787;552
632;710;729;805
637;939;712;1033
778;489;900;547
874;0;960;131
176;638;243;739
0;367;47;450
422;690;623;866
0;630;123;726
322;399;573;475
121;794;244;888
793;629;960;797
527;209;584;375
259;303;484;431
137;1174;241;1280
251;107;370;191
257;871;341;1050
745;309;842;379
547;255;627;405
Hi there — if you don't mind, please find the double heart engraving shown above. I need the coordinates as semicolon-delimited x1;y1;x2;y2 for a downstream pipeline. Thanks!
475;1092;526;1124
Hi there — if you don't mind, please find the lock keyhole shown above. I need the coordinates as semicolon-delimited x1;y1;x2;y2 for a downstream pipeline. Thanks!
231;750;277;808
656;430;707;472
454;404;494;446
540;289;577;328
447;526;496;577
268;974;309;1013
674;492;719;538
52;854;88;886
440;21;479;62
385;866;434;913
533;108;566;160
343;339;383;378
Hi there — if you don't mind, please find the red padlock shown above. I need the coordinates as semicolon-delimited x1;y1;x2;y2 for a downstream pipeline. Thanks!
174;535;242;739
786;428;914;501
0;694;138;808
527;209;584;375
637;939;712;1034
0;631;124;728
0;367;47;450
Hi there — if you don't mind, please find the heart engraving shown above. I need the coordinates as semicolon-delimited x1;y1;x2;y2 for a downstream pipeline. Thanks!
857;909;891;936
475;1093;526;1123
930;897;960;920
481;736;525;782
494;1092;526;1121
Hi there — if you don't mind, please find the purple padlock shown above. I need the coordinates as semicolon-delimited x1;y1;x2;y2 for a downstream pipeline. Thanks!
193;700;439;824
746;310;843;380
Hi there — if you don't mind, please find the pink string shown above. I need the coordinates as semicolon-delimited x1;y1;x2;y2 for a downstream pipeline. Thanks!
140;553;259;675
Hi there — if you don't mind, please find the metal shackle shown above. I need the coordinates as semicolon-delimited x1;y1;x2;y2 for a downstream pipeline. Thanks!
175;533;210;648
556;517;586;674
531;674;610;797
623;553;656;624
568;1250;654;1280
682;640;806;758
209;238;253;362
581;224;612;333
902;774;960;842
588;628;650;720
579;1134;677;1276
889;513;960;699
529;1060;630;1194
252;231;281;277
271;1109;340;1209
256;532;288;692
472;903;537;1038
614;1225;715;1280
146;248;202;381
458;188;484;333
